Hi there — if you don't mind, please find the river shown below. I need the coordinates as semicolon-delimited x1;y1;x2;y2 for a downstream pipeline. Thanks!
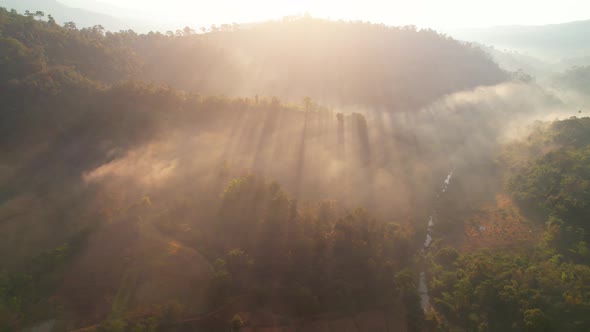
418;168;454;311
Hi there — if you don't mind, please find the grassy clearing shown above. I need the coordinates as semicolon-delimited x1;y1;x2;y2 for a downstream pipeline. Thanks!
462;194;541;251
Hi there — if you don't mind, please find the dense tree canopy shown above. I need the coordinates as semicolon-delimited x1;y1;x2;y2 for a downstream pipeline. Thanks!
426;117;590;331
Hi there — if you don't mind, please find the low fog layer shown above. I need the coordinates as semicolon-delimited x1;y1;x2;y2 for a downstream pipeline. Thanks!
78;81;573;221
1;79;575;267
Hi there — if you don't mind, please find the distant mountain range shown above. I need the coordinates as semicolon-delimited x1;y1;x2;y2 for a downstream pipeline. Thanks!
446;20;590;60
0;0;155;31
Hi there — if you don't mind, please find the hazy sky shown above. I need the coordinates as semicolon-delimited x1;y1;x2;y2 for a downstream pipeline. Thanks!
62;0;590;29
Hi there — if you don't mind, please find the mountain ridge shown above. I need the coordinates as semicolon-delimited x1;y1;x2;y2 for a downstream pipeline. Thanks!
446;19;590;59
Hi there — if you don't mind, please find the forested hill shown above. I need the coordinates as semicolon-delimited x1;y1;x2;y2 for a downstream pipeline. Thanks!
0;8;507;110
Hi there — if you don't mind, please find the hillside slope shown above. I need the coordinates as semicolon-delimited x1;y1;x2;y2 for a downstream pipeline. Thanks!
132;18;508;110
0;8;508;110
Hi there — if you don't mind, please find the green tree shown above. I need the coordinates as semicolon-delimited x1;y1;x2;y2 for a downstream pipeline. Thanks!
230;314;244;331
523;308;551;332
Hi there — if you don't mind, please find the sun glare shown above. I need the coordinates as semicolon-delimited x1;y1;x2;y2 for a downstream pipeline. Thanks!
92;0;590;29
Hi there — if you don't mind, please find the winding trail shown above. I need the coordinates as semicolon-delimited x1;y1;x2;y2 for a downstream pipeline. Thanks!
418;168;455;311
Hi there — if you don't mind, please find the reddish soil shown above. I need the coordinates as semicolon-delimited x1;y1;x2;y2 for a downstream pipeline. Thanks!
461;194;541;251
